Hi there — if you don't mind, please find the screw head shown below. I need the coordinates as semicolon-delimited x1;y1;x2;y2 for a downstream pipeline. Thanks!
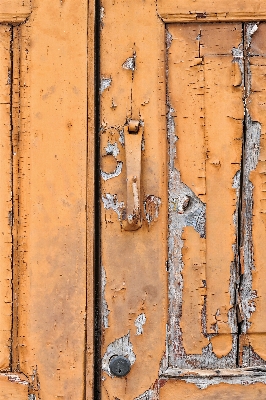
109;356;131;377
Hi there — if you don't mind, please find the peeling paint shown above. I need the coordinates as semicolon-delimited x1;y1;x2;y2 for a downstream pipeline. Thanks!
134;389;155;400
242;345;266;367
232;42;244;85
246;22;259;49
122;52;136;71
101;161;123;181
181;374;266;389
105;142;120;157
135;313;146;335
240;24;262;333
102;266;110;328
6;375;28;386
165;25;241;371
100;77;112;94
118;128;125;147
102;333;136;377
144;195;161;226
100;6;105;28
102;193;125;219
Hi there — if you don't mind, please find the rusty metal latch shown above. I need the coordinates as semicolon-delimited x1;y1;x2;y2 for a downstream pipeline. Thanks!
123;119;143;231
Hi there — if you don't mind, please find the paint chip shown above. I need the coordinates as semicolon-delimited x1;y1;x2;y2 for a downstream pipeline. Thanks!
102;267;110;328
100;77;112;94
122;53;136;71
135;313;146;335
102;193;124;219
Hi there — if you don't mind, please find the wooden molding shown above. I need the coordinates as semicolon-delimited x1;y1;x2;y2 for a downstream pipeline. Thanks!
162;367;266;379
158;0;266;22
0;0;31;23
160;12;266;23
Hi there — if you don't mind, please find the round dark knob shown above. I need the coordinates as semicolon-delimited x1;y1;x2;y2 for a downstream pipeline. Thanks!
109;356;131;377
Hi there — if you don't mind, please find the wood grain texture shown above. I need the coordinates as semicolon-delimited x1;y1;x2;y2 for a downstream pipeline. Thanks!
0;25;12;371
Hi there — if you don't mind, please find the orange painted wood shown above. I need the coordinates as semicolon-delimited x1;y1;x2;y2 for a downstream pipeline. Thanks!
0;0;30;23
10;0;89;398
240;22;266;365
158;0;266;22
168;22;243;364
100;1;167;398
0;25;13;371
99;4;266;400
0;374;28;399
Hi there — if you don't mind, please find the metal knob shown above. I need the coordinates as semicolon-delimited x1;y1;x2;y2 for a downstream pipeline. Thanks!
109;356;131;377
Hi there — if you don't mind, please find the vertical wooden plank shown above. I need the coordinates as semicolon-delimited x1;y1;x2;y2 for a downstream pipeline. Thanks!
241;22;266;365
167;23;243;365
16;1;88;398
202;24;244;356
0;25;12;370
100;1;167;399
168;24;208;360
11;24;22;372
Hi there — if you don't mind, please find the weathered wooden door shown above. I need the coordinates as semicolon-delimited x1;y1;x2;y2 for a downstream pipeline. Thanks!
0;0;94;398
99;1;266;398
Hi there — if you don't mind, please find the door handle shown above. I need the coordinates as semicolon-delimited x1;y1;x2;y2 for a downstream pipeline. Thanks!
123;119;143;231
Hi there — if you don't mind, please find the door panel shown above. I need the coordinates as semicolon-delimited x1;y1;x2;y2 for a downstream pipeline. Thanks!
0;0;90;398
15;2;88;398
167;22;242;367
100;1;266;398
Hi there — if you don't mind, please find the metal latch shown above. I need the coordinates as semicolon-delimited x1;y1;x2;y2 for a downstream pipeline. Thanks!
123;119;143;231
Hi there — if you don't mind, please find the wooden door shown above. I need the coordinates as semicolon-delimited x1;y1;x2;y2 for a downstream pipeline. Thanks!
99;1;266;399
0;0;94;398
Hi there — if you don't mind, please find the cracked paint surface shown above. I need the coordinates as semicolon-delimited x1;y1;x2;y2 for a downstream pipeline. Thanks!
166;23;244;368
99;1;266;398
